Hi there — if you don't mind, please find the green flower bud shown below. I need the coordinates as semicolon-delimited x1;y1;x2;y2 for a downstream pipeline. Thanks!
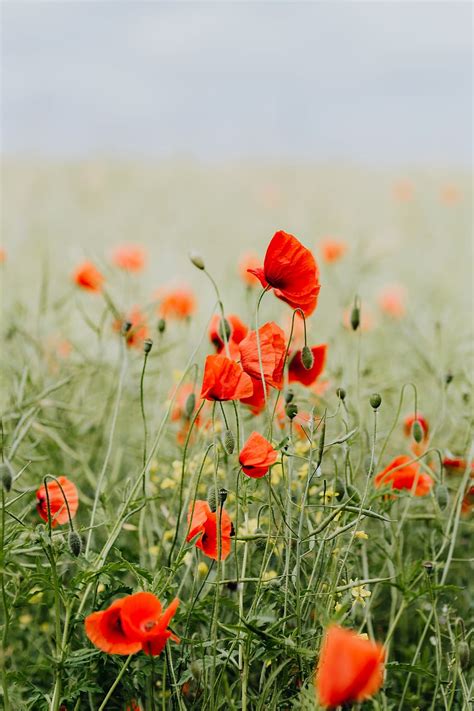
207;488;217;512
189;250;205;270
336;387;346;401
344;484;361;504
436;485;449;511
285;389;294;404
350;306;360;331
157;318;166;334
0;461;14;493
143;338;153;354
370;393;382;410
285;402;298;420
68;530;82;557
412;420;423;443
223;429;235;454
301;345;314;370
184;393;196;419
459;640;470;670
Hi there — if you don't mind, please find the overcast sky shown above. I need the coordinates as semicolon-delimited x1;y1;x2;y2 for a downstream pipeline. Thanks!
2;1;472;166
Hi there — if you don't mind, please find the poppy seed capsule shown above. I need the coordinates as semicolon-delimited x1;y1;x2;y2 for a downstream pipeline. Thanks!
218;488;228;505
0;461;14;492
121;320;132;336
412;420;423;443
350;306;360;331
189;250;205;270
301;345;314;370
143;338;153;354
436;485;449;511
285;402;298;420
285;389;294;404
223;429;235;454
184;393;196;419
68;530;82;557
157;318;166;334
370;393;382;410
336;387;346;401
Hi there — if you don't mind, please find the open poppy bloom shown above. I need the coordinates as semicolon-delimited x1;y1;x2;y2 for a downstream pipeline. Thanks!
208;314;248;359
187;500;232;560
461;484;474;515
156;286;196;320
374;456;433;497
85;592;179;656
112;244;146;272
248;231;320;316
403;413;429;440
201;354;253;401
238;252;262;286
320;239;347;263
73;261;104;292
113;306;149;348
239;432;278;478
315;625;385;708
240;375;268;415
378;285;407;319
36;476;79;527
288;344;327;387
239;322;286;389
443;457;474;475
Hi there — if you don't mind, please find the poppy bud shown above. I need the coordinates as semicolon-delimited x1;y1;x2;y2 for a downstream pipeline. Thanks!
423;560;434;574
445;372;453;385
121;320;132;336
218;488;228;505
301;345;314;370
68;530;82;557
207;488;217;512
0;461;13;492
412;420;423;443
189;250;205;271
436;485;449;511
223;429;235;455
350;306;360;331
157;318;166;334
336;387;346;401
218;318;232;343
143;338;153;354
370;393;382;410
459;641;470;670
344;484;361;503
184;393;196;419
285;389;294;404
285;402;298;420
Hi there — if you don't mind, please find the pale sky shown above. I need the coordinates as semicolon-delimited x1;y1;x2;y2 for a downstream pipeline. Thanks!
2;1;472;165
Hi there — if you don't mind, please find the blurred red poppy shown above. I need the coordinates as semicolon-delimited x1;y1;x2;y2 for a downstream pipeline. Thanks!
201;354;253;401
156;286;196;320
315;625;385;708
113;307;149;349
238;252;262;287
187;500;232;560
73;261;104;292
112;244;146;272
248;231;320;316
378;285;407;319
240;375;268;415
288;344;327;387
239;431;278;478
239;322;286;389
0;247;6;263
374;456;433;497
36;476;79;527
208;314;248;359
442;457;474;475
320;239;347;263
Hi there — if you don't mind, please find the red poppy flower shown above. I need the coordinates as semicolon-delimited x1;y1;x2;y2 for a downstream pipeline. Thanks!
443;457;474;475
320;239;347;263
239;432;278;478
201;354;253;401
112;244;146;272
73;261;104;292
239;322;286;390
248;231;320;316
36;476;79;527
0;247;6;263
315;625;385;708
403;414;429;440
378;285;407;319
113;307;149;349
461;484;474;515
238;252;262;286
374;456;433;497
240;375;268;415
187;500;232;560
156;286;196;320
85;592;179;657
208;314;248;359
288;344;327;387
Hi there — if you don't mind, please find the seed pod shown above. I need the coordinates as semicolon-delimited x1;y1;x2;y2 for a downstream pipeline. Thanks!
336;387;346;401
370;393;382;410
207;488;217;512
458;640;470;670
184;393;196;419
68;530;82;557
218;318;232;343
0;461;14;493
223;428;235;454
189;250;205;270
344;484;361;504
121;320;132;336
218;488;228;505
143;338;153;354
285;402;298;420
157;318;166;334
436;485;449;511
412;420;423;443
285;389;294;404
301;345;314;370
350;306;360;331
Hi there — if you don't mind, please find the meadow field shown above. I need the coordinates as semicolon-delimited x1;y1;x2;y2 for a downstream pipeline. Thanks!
0;159;472;710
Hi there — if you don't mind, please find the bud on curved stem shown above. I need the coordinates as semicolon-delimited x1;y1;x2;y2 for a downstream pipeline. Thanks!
189;250;205;270
350;295;361;331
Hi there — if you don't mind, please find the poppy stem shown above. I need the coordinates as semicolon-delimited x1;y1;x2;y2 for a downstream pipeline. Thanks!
97;654;133;711
0;487;10;711
203;269;231;358
140;347;151;485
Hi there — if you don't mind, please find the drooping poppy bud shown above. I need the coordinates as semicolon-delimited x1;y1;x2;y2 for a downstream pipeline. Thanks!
223;429;235;454
68;530;83;557
436;485;449;511
184;393;196;419
459;641;470;670
412;420;423;443
301;345;314;370
189;250;205;270
207;488;217;513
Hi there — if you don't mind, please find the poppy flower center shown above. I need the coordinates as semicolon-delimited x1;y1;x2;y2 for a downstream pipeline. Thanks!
144;620;157;632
